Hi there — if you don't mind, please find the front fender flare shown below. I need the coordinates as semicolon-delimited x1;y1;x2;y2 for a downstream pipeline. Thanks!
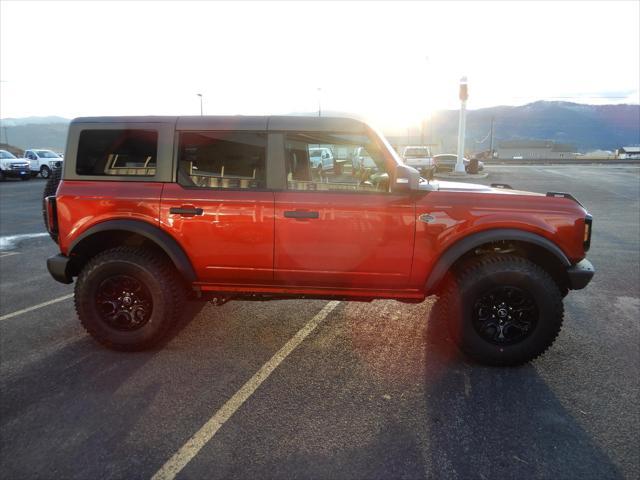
424;228;571;292
69;219;197;283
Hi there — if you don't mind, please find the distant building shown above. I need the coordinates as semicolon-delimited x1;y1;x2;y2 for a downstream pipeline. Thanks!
496;140;577;160
616;146;640;159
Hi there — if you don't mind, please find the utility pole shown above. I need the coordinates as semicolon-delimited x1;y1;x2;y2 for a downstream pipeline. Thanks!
197;93;203;116
489;116;495;159
317;88;322;117
455;76;468;174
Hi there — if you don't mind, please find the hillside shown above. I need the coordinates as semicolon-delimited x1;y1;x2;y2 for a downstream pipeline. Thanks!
0;117;69;150
430;101;639;153
1;102;638;152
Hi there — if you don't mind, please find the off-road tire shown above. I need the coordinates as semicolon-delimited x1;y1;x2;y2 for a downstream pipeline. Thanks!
440;254;564;366
42;167;62;243
74;247;186;351
40;165;51;179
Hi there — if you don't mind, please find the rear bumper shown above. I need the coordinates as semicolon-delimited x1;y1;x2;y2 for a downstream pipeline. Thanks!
566;259;595;290
47;254;73;284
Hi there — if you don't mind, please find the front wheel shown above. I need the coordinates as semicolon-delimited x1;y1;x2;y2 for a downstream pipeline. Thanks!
75;247;186;351
40;165;51;179
440;255;564;366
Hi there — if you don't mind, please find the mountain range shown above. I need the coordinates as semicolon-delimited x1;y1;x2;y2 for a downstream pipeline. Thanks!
1;102;638;153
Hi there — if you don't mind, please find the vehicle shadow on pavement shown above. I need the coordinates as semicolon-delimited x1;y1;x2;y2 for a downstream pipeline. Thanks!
420;298;622;479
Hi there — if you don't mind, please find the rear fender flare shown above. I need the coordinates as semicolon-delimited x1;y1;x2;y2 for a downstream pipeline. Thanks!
424;228;571;292
69;219;197;283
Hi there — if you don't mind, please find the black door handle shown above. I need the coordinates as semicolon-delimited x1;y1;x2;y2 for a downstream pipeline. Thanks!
170;207;203;216
284;210;319;219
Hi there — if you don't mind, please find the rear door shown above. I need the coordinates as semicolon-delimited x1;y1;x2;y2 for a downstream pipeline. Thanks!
160;122;274;284
273;130;415;289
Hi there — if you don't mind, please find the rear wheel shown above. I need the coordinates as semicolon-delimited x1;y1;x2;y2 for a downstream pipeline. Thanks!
440;255;563;366
75;247;186;351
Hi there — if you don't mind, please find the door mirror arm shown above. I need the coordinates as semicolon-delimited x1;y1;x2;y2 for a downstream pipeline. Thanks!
392;164;420;193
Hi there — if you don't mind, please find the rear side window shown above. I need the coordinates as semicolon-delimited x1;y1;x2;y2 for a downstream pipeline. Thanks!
177;131;266;189
76;129;158;176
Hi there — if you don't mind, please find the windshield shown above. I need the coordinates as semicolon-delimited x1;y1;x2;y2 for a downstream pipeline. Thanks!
0;150;17;159
35;150;60;158
309;149;322;158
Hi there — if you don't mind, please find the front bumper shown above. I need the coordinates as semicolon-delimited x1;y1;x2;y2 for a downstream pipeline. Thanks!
47;254;73;284
1;169;30;178
566;259;595;290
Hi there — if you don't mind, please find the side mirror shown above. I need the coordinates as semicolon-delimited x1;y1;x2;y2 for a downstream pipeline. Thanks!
392;164;420;193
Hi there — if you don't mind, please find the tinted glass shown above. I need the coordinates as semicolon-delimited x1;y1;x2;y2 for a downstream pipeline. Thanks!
285;132;390;193
76;129;158;176
178;131;266;189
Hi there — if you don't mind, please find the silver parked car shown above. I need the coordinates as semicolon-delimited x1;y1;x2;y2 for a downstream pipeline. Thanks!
433;154;484;173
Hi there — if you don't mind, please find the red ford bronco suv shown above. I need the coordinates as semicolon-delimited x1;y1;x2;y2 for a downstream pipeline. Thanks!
44;116;594;366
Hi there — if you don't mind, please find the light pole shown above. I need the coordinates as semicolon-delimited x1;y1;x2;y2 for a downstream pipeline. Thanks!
455;76;468;174
197;93;203;116
317;88;322;117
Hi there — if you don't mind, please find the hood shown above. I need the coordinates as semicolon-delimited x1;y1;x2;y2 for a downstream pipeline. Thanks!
419;179;543;196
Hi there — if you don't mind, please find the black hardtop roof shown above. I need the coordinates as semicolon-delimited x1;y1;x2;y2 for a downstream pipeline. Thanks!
70;115;370;133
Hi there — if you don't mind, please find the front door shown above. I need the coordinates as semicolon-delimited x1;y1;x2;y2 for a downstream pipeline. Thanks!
160;130;274;284
274;131;415;289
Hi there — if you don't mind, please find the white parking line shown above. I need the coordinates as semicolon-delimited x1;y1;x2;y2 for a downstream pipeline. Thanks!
151;300;341;480
0;294;74;322
0;232;50;251
0;251;20;258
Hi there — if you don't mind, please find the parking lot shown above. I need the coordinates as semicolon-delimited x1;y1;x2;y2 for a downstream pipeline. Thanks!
0;165;638;480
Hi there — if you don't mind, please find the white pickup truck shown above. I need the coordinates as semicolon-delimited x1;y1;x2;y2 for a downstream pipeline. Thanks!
23;149;63;179
402;146;435;176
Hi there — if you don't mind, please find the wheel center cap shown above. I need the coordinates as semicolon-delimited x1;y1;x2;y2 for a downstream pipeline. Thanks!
498;308;508;318
122;296;132;306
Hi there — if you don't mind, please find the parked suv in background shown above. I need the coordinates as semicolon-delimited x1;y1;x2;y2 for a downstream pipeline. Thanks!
44;115;594;366
24;149;63;178
309;147;334;171
402;146;435;176
0;150;30;181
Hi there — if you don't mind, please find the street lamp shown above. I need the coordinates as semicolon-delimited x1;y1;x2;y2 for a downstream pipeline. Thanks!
317;88;322;117
455;76;468;174
197;93;203;116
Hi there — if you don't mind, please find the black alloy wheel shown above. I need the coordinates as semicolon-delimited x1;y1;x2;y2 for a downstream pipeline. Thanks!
95;275;153;331
472;285;538;345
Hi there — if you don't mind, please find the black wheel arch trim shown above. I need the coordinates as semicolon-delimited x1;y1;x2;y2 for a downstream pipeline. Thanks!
424;228;571;292
69;219;197;283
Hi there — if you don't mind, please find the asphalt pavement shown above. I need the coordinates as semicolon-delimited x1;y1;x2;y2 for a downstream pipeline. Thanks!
0;166;638;480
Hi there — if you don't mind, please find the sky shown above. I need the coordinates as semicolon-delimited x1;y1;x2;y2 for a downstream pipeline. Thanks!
1;0;638;130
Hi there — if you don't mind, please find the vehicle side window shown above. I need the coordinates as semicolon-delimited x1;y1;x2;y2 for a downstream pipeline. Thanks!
177;131;266;189
285;132;390;193
76;129;158;176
